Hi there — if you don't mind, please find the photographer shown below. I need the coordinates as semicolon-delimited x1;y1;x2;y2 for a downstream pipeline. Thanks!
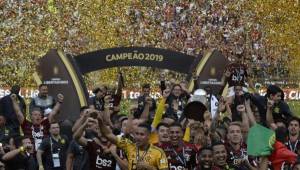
89;86;107;111
136;84;156;120
226;85;251;122
89;73;124;113
2;136;36;170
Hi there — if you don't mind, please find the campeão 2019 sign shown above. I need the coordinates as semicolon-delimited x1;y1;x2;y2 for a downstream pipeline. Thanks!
36;47;228;121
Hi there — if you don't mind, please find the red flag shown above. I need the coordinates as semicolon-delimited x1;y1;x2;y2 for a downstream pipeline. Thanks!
268;141;297;170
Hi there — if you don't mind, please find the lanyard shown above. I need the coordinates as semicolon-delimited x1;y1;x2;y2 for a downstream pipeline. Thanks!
288;139;299;152
136;145;150;161
50;136;61;154
172;147;186;167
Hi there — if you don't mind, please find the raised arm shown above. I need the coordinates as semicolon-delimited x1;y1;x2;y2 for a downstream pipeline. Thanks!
108;145;128;170
73;117;92;146
245;99;256;126
98;115;118;145
266;100;277;130
48;93;64;123
225;97;233;121
116;72;124;97
11;94;25;124
237;104;249;132
2;147;24;161
140;96;152;121
151;89;170;129
103;96;114;128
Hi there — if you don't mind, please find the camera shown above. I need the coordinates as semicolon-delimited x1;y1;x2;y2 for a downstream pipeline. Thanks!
242;92;252;100
235;92;252;105
90;112;98;119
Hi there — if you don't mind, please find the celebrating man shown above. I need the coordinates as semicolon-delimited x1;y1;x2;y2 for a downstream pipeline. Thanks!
160;122;197;169
98;114;168;170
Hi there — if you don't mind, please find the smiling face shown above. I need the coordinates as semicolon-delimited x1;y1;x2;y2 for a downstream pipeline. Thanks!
169;126;183;146
212;144;227;167
157;125;169;143
198;149;213;169
172;85;182;97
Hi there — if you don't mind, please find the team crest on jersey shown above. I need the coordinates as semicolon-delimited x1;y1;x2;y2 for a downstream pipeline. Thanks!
183;153;190;162
160;159;167;164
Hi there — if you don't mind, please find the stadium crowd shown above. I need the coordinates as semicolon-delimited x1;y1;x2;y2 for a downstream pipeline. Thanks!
0;1;296;170
125;0;289;79
0;55;299;170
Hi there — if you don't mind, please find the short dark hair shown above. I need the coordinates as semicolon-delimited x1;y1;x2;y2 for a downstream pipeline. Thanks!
171;84;182;90
80;106;89;113
156;122;169;131
50;121;60;127
11;85;20;94
39;84;47;89
169;122;182;129
288;117;300;126
198;146;212;154
92;87;101;94
142;84;150;89
14;136;30;148
275;126;288;143
162;114;177;120
211;141;225;151
138;123;152;133
31;107;42;114
266;85;283;99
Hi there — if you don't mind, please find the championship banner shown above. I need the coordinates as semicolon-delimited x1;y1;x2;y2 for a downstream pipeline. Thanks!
36;48;227;121
37;49;88;121
188;50;229;94
74;47;197;74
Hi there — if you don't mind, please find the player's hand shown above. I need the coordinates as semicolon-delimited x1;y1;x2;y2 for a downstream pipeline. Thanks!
163;88;170;98
236;105;246;113
267;99;274;109
10;94;17;101
57;93;64;103
145;96;152;106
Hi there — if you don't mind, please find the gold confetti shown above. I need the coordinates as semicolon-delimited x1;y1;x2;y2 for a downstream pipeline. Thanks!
0;0;299;89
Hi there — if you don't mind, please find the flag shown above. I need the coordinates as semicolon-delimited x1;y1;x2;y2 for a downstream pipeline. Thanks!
247;124;276;156
247;124;297;170
268;141;297;170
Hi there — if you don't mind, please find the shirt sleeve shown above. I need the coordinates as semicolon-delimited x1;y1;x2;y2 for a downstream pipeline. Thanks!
42;118;50;131
38;138;49;151
157;150;168;169
151;98;166;129
67;141;76;154
183;126;191;142
116;136;131;152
